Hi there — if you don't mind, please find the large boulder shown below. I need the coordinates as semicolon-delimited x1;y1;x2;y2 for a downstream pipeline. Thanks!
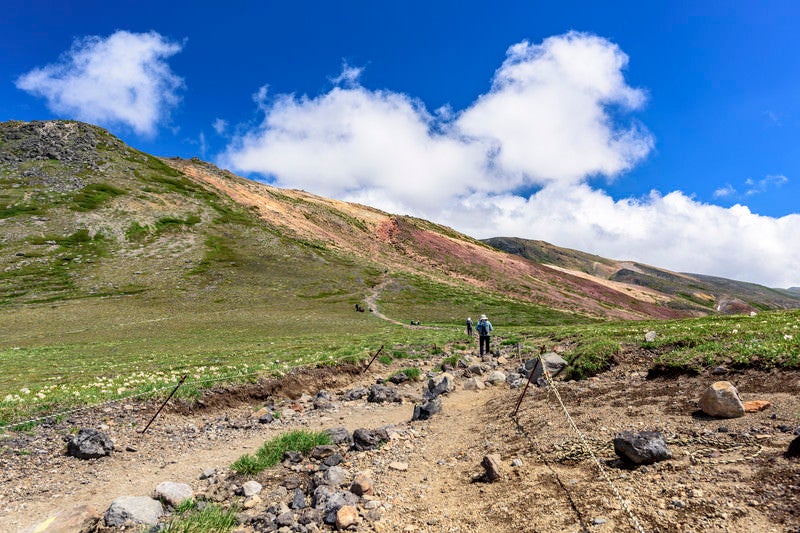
352;427;389;451
67;428;114;459
367;384;401;403
613;431;672;465
425;373;455;399
699;381;745;418
104;496;163;528
412;397;442;421
525;353;568;382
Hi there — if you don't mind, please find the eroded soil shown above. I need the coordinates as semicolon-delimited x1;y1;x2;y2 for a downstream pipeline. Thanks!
2;346;800;533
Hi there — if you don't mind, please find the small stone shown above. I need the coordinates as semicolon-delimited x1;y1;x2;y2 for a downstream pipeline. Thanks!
388;461;409;471
350;473;374;496
485;371;507;386
199;468;217;480
645;331;657;342
154;481;194;508
511;458;523;467
242;494;261;509
481;454;505;482
593;517;609;525
412;397;442;421
291;488;306;510
104;496;163;527
67;428;114;459
743;400;772;412
463;377;485;391
786;435;800;458
613;431;672;465
22;504;100;533
325;426;353;445
242;480;263;497
336;505;359;529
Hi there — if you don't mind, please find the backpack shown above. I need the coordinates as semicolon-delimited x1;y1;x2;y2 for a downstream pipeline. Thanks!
476;321;488;335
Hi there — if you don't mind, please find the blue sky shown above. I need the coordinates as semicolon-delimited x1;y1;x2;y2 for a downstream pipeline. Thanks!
3;1;799;287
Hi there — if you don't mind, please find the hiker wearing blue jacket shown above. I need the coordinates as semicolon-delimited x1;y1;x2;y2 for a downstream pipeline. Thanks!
476;314;493;356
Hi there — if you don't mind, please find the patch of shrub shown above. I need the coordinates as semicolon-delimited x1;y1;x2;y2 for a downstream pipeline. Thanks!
231;430;333;475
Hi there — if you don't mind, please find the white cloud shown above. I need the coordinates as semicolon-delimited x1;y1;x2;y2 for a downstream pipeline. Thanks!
713;184;736;198
16;30;184;136
745;174;788;196
213;118;228;135
220;32;800;288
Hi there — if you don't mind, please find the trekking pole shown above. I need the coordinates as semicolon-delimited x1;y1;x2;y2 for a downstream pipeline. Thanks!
511;358;540;418
362;345;384;374
140;374;187;435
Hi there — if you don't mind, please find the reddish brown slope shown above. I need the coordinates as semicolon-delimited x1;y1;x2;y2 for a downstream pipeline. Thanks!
166;158;696;320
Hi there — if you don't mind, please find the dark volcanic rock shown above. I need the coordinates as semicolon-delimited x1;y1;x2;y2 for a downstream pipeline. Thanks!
613;431;672;465
67;428;114;459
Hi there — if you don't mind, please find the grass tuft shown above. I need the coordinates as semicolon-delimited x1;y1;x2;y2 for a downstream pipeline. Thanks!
231;430;333;475
161;502;237;533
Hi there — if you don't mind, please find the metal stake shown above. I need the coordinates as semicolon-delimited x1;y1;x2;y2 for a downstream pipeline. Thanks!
511;358;540;418
140;374;187;435
362;345;384;374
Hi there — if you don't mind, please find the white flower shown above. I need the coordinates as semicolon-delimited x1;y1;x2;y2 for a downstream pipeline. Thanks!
784;334;794;340
20;387;30;394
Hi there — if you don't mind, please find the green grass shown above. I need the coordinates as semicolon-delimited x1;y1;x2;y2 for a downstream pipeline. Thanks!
161;502;237;533
231;430;333;475
391;367;422;381
564;338;621;380
71;183;125;211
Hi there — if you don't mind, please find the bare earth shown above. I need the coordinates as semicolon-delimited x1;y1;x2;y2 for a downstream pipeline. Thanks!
2;342;799;533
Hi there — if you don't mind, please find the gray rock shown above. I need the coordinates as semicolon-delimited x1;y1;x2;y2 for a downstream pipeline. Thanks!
367;384;402;403
291;488;307;509
258;412;274;424
322;453;344;467
613;431;672;465
425;373;455;399
352;428;389;451
309;445;338;460
463;377;485;391
298;508;324;525
343;387;368;401
412;397;442;421
323;466;350;487
275;511;296;527
485;370;507;385
645;331;657;342
104;496;163;527
325;426;352;445
154;481;194;507
322;491;359;525
67;428;114;459
199;468;217;480
242;480;263;497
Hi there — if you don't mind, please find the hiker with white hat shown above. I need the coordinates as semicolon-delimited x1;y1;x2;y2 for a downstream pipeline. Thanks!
476;314;493;356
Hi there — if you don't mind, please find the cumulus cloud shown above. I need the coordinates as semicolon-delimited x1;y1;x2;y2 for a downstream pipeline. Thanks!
16;30;184;136
220;31;800;288
213;118;228;135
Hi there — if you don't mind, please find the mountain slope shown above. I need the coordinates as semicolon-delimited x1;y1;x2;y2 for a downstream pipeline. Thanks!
484;236;800;313
3;119;796;329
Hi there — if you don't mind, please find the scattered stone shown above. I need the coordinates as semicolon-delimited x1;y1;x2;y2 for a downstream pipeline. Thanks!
352;428;389;451
199;468;217;480
104;496;163;527
154;481;194;507
425;373;455;399
481;454;505;482
645;331;657;342
412;397;442;421
613;431;672;465
511;458;524;467
125;445;137;453
21;504;100;533
310;445;339;460
526;353;568;383
786;436;800;458
343;387;368;401
711;366;729;375
350;473;374;496
467;364;485;376
497;356;508;365
242;494;261;509
284;451;304;463
388;461;409;471
275;511;296;527
242;480;263;497
485;370;507;386
291;488;307;509
258;412;274;424
323;466;350;487
592;517;609;525
298;508;324;525
743;400;772;412
699;381;745;418
367;384;402;403
325;426;353;445
389;372;410;384
463;377;485;391
67;428;114;459
323;453;344;467
336;505;359;529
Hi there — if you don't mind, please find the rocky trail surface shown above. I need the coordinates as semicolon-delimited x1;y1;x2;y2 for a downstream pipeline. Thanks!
2;339;800;533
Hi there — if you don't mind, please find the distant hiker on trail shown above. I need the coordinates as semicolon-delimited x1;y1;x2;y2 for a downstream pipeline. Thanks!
466;317;473;337
476;314;493;356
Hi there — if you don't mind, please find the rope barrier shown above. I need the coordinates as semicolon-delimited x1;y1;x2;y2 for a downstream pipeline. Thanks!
534;351;647;533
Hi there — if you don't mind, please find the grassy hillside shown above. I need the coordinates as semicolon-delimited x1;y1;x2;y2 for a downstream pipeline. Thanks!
2;120;797;426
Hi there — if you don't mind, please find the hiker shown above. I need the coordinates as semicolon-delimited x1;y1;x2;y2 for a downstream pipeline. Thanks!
476;314;493;356
466;317;473;337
